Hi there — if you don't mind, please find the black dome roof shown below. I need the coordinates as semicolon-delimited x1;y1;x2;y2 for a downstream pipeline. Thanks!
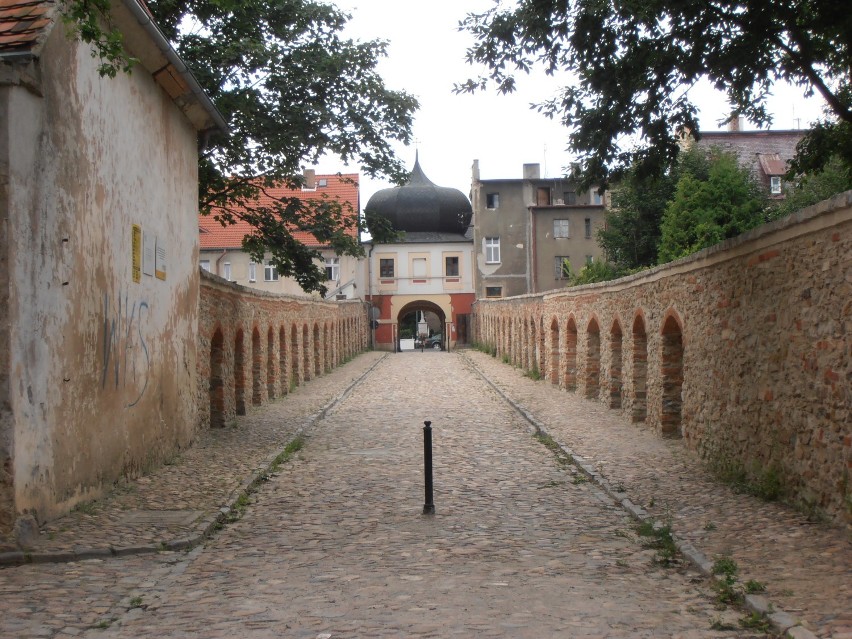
365;157;472;235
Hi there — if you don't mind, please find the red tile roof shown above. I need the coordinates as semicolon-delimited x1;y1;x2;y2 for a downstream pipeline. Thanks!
0;0;53;54
199;173;360;250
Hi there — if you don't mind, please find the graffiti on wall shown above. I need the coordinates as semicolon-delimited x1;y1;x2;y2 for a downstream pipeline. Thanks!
101;292;150;407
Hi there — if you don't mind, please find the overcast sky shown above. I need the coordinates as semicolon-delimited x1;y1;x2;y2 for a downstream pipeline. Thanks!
316;0;828;209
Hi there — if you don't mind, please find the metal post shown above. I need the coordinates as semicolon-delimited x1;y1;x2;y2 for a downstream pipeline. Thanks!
422;421;435;515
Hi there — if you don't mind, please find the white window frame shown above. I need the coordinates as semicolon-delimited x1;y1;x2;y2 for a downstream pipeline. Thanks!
486;192;500;209
264;261;279;281
554;256;570;280
325;256;339;281
770;176;782;194
223;262;232;281
248;261;256;282
484;237;501;264
553;219;570;238
200;260;211;272
591;190;604;205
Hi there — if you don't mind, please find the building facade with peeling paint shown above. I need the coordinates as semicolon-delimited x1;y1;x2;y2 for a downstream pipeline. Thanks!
0;0;225;534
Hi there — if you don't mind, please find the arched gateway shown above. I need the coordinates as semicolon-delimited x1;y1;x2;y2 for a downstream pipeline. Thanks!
363;154;475;352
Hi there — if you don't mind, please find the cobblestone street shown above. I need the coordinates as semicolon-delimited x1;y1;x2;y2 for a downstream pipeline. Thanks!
0;351;848;638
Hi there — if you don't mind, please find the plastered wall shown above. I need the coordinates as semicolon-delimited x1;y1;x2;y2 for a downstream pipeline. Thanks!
474;192;851;527
1;24;200;529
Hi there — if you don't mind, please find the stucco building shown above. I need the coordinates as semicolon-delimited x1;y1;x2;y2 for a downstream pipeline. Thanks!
199;172;363;300
471;161;607;298
364;157;475;351
0;0;224;535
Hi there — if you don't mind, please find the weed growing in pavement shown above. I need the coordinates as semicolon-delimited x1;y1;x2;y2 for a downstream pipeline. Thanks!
613;481;627;493
708;457;784;502
704;521;717;531
712;556;744;605
129;596;143;609
525;365;542;381
572;474;588;485
72;501;98;515
739;612;771;632
502;354;510;364
636;520;678;566
93;617;117;629
744;579;766;593
709;617;738;631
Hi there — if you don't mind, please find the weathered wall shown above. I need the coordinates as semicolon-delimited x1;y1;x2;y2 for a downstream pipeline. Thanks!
473;192;851;526
1;23;200;529
197;271;369;428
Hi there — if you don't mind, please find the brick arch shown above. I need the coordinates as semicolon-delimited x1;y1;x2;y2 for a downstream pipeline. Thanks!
661;311;684;437
586;316;601;399
631;312;648;423
279;325;288;395
290;324;299;390
302;324;311;381
564;316;578;391
267;326;276;400
313;323;322;376
234;328;246;415
209;327;225;427
251;327;262;405
609;318;623;409
549;316;560;385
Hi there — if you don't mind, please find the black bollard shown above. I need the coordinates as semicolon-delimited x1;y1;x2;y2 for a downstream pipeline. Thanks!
422;421;435;515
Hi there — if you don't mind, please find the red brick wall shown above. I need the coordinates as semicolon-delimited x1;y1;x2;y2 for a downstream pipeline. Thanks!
198;272;369;428
474;192;852;527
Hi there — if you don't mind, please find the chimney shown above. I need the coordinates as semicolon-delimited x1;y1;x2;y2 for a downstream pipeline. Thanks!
728;116;743;132
303;168;316;189
523;163;541;180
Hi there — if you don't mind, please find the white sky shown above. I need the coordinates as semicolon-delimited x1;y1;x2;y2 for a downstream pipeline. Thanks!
315;0;828;209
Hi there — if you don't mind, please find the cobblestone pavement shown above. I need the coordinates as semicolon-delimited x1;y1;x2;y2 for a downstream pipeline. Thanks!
0;351;847;638
461;350;851;639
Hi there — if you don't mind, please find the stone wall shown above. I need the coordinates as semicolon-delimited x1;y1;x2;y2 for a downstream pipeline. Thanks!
197;271;370;429
473;192;851;527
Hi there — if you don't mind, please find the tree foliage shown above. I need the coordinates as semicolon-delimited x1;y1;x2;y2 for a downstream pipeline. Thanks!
457;0;852;191
658;152;766;263
62;0;418;294
774;155;852;217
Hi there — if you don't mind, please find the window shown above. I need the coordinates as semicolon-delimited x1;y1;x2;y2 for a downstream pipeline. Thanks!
591;190;604;205
584;218;592;239
200;260;211;272
264;261;278;281
554;256;571;279
586;255;594;264
484;237;501;264
325;257;339;281
486;192;500;209
485;286;503;298
379;258;394;278
223;262;232;281
445;256;459;277
564;191;576;205
248;261;256;282
770;176;782;194
318;178;328;187
536;187;551;206
553;219;570;238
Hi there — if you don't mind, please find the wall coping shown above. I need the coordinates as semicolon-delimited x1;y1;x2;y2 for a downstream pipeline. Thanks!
200;269;364;307
475;190;852;306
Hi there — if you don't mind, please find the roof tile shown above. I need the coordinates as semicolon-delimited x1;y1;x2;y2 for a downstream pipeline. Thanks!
199;173;360;250
0;0;53;54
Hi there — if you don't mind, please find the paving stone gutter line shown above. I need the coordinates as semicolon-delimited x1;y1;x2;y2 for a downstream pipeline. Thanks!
0;353;388;569
460;351;819;639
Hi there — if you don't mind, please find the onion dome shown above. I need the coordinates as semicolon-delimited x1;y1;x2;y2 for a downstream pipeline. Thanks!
365;155;472;235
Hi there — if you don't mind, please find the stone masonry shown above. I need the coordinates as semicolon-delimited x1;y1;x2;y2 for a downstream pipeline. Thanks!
474;191;852;527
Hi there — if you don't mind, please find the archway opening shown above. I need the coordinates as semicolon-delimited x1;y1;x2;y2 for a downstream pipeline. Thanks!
234;329;246;415
302;324;310;380
609;320;623;409
632;315;648;423
549;318;560;385
290;325;299;390
396;300;446;351
279;326;288;395
314;323;322;376
267;327;276;400
209;328;225;427
252;328;262;405
565;318;578;391
661;315;684;437
586;318;601;399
